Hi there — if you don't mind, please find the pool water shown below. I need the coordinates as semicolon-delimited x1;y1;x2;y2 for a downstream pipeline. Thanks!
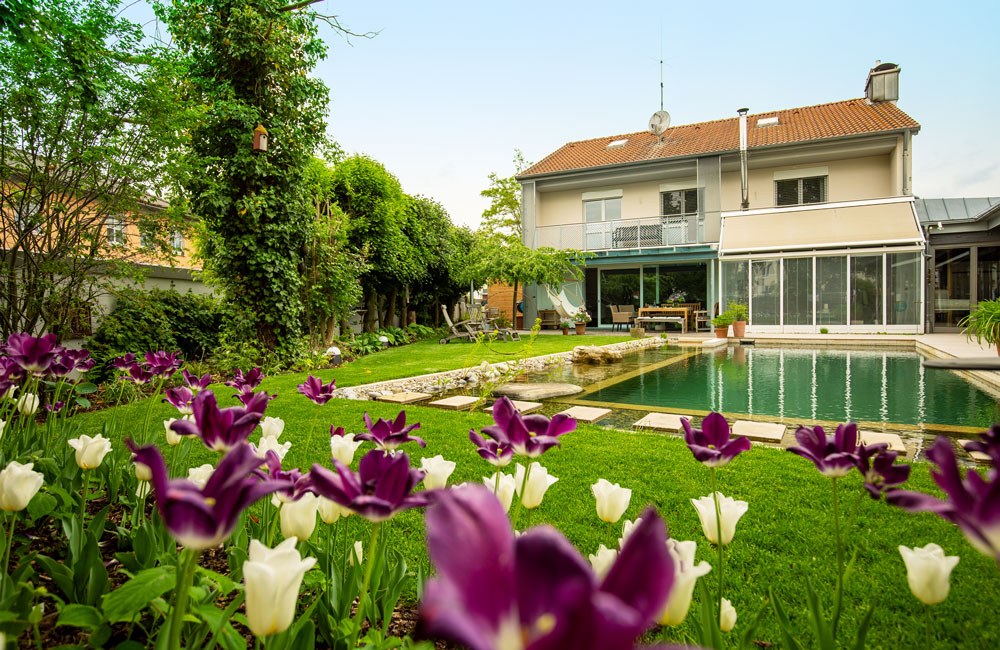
573;345;1000;431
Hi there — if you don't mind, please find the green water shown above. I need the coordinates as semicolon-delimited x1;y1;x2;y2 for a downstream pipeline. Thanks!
578;346;1000;429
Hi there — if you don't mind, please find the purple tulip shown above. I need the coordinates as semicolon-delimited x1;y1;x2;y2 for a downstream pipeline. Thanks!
855;443;910;499
163;386;195;414
0;357;24;383
45;401;66;414
182;369;212;392
226;367;265;394
310;449;433;522
681;412;751;467
964;424;1000;466
235;389;276;407
888;437;1000;560
126;363;154;385
144;350;183;378
478;396;576;458
128;440;291;550
170;390;268;452
419;485;673;650
787;423;860;478
111;353;136;370
355;411;426;450
5;333;60;374
296;374;335;405
257;450;312;502
469;430;514;466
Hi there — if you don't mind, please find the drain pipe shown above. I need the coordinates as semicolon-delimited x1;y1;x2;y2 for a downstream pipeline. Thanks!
738;108;750;210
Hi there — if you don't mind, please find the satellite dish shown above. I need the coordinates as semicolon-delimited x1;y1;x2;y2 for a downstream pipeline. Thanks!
649;110;671;136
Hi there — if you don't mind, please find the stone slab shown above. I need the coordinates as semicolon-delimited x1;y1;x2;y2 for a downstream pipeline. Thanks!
493;382;584;400
557;406;612;423
485;400;542;415
701;337;728;348
632;412;688;432
958;440;993;464
859;431;906;453
375;391;432;404
732;420;786;442
427;395;480;410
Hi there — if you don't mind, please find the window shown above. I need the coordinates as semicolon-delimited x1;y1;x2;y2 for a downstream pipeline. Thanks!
583;197;622;250
15;200;43;235
775;176;826;206
105;217;126;246
171;230;184;252
140;229;155;249
661;189;698;216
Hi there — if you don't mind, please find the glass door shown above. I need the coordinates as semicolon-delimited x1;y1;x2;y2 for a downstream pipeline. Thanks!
850;255;883;326
598;268;640;326
750;259;780;327
934;248;971;329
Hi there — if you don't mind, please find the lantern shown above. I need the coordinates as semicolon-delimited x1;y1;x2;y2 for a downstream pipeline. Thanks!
253;124;268;151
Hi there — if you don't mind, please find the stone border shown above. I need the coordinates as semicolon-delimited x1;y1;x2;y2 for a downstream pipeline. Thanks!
334;336;666;401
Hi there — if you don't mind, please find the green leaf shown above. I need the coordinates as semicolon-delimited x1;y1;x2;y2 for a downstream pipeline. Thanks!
57;604;103;630
101;566;176;623
196;566;239;595
805;577;835;650
75;397;92;408
769;586;804;650
27;492;58;520
852;605;876;650
75;382;98;394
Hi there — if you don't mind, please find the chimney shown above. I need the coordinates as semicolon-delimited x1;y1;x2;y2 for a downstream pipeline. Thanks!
865;61;900;103
737;108;749;210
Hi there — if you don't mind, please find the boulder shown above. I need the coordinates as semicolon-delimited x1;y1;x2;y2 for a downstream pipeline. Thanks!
493;382;584;400
572;345;624;365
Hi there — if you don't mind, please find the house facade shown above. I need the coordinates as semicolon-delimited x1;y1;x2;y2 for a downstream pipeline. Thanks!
517;63;928;334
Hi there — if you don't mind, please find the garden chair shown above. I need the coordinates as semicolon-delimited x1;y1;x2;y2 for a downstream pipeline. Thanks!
611;306;634;332
439;305;484;344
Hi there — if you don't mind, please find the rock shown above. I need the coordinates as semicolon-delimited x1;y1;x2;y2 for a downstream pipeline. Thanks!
571;345;624;365
493;382;584;400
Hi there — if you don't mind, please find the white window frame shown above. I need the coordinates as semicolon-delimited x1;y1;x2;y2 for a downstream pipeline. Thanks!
105;217;127;246
171;230;184;252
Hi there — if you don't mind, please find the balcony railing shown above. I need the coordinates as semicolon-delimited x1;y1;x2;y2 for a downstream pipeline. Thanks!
534;214;706;252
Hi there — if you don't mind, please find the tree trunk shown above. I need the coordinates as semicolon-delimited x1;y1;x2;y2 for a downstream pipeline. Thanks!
382;287;397;329
323;317;337;346
339;316;352;340
433;298;440;327
363;290;377;332
511;279;519;328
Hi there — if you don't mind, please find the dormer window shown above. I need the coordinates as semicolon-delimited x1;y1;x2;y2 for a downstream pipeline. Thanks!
757;116;779;128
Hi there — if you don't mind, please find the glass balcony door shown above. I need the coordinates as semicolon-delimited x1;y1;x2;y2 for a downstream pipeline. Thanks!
933;248;971;329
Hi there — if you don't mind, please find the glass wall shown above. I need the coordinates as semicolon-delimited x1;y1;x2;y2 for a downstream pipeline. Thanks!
816;257;847;326
978;247;1000;302
721;260;748;315
599;268;640;326
783;258;813;325
850;255;883;325
934;248;970;328
887;252;921;326
751;260;780;326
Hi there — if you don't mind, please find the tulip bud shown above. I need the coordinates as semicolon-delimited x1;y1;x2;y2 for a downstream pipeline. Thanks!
164;418;182;446
187;464;214;489
330;432;364;466
259;416;285;439
0;419;5;441
16;392;38;415
658;539;712;626
280;493;319;541
243;538;316;638
482;472;517;513
513;462;558;510
317;496;352;524
588;544;618;579
420;455;456;490
135;461;152;482
0;461;44;511
691;492;748;546
899;543;959;605
252;435;291;461
591;478;632;523
720;598;737;632
350;540;363;566
618;516;644;550
68;434;112;469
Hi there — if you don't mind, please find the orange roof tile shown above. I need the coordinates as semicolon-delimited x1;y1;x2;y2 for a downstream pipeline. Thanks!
519;99;919;178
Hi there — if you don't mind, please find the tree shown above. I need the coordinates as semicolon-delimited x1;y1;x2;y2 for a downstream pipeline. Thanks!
479;149;528;242
407;197;473;326
0;0;192;338
157;0;333;355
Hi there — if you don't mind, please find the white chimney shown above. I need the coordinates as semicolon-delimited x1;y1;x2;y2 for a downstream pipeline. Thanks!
738;108;749;210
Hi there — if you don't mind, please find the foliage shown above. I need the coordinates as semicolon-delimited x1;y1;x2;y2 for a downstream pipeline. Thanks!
157;0;331;355
712;312;735;328
0;0;194;337
405;197;472;325
727;301;750;322
478;149;528;241
958;298;1000;348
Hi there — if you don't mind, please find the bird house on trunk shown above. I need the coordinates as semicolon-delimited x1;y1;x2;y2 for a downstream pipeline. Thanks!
253;124;268;152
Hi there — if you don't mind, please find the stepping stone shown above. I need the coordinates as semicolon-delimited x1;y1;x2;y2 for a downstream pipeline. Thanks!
485;400;542;415
633;412;688;432
375;391;431;405
859;431;906;453
493;382;584;400
427;395;480;410
958;440;993;464
557;406;611;423
732;420;785;442
701;338;727;348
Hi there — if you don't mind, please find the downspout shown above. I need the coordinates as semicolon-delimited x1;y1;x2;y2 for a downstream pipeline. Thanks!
902;128;912;196
738;108;750;210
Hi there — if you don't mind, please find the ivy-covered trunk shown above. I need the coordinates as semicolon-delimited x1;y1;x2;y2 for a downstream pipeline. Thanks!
363;291;378;333
382;288;397;329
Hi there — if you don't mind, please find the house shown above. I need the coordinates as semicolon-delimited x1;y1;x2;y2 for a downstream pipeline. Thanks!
517;63;928;334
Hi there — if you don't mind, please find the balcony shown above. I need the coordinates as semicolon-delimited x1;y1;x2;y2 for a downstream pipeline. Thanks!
534;214;706;252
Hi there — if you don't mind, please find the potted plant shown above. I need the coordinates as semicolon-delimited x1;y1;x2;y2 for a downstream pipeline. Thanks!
572;307;590;335
712;312;734;339
727;301;749;337
958;298;1000;356
559;320;571;335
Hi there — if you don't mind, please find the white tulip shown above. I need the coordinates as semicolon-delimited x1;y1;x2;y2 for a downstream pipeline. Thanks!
259;416;285;439
163;417;185;446
134;461;152;482
136;482;151;499
317;496;353;524
482;472;517;513
330;433;364;466
0;420;5;441
0;461;44;511
243;537;317;638
252;435;291;461
720;598;737;632
659;539;712;625
513;462;558;509
3;386;15;400
280;493;319;541
350;540;363;566
16;392;38;415
420;455;456;490
187;464;214;489
618;517;644;549
691;492;748;546
899;543;959;605
588;544;618;579
67;434;112;469
591;478;632;523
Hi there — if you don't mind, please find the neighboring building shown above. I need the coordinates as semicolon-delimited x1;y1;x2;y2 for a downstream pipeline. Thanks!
914;198;1000;332
517;63;929;333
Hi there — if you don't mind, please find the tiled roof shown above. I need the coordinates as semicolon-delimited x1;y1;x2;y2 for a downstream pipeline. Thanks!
519;98;920;178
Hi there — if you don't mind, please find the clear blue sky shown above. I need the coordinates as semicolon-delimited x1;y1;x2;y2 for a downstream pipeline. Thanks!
140;0;1000;227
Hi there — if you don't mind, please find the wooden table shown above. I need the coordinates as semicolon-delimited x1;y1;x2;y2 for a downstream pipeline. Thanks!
638;307;691;330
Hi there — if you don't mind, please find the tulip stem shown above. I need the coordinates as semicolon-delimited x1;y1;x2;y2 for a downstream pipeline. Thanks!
79;470;89;528
831;477;844;638
710;468;725;634
268;503;282;547
167;549;199;650
304;406;320;466
512;462;533;531
924;604;934;648
141;377;166;445
0;512;15;600
353;522;381;647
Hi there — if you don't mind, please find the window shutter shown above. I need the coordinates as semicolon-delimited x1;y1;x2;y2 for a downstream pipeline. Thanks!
775;179;799;206
801;177;825;204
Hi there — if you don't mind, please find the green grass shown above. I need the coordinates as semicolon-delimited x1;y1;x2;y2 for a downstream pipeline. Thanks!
79;385;1000;650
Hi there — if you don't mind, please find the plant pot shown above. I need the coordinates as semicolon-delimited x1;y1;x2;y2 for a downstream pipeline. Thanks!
715;326;730;339
575;322;587;335
562;328;569;335
732;321;746;338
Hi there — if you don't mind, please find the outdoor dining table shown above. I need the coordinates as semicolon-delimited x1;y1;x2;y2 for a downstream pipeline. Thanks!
637;306;694;330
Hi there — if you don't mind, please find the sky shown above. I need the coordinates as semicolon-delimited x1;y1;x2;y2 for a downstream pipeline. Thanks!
137;0;1000;228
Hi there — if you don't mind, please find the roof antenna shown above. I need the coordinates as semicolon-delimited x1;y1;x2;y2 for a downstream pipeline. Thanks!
659;24;664;111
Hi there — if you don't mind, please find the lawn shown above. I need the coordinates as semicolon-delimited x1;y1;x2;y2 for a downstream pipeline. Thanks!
81;383;1000;650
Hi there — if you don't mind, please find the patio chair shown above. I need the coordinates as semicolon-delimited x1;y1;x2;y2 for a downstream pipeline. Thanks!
439;305;485;344
694;310;712;332
611;306;634;332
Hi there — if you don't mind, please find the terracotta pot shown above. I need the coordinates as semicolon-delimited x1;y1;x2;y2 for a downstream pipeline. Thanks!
575;322;587;335
732;321;746;338
715;326;729;339
562;328;569;335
